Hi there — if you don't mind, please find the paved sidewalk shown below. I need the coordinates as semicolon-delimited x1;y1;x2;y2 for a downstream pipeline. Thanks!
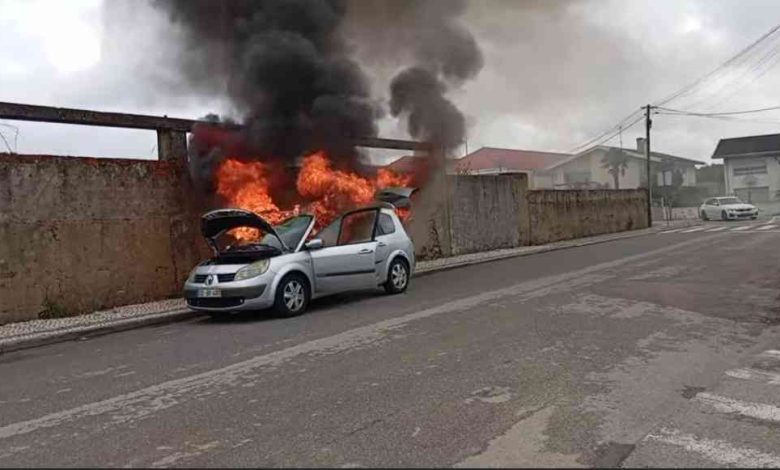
0;221;695;354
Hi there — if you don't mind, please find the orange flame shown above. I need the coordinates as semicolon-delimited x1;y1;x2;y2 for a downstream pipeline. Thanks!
215;151;412;241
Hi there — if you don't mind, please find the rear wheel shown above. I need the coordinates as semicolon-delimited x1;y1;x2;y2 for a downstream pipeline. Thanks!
383;258;410;294
273;273;310;317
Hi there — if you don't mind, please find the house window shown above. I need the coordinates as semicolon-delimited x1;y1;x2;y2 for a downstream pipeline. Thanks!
564;170;591;184
733;163;767;176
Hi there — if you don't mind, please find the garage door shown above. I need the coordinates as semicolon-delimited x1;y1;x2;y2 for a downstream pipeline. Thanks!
734;186;770;203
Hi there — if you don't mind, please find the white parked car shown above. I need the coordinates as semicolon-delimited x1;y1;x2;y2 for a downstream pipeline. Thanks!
699;196;758;221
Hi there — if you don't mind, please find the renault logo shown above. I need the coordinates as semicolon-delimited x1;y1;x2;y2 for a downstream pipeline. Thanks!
205;275;216;286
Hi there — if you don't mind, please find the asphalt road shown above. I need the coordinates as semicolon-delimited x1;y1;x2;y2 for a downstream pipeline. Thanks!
1;220;780;467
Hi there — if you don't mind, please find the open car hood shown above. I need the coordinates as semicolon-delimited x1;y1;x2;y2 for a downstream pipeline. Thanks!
375;187;417;209
201;208;289;252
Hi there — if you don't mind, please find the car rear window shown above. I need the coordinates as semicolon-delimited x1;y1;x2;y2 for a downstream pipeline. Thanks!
376;213;396;236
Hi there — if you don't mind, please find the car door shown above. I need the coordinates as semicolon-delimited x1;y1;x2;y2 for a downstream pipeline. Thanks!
702;199;715;218
309;209;379;294
701;199;713;218
373;212;396;283
709;199;722;218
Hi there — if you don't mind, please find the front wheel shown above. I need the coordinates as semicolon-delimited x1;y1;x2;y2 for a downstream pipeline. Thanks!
721;210;729;221
273;274;310;317
383;258;410;294
701;210;708;221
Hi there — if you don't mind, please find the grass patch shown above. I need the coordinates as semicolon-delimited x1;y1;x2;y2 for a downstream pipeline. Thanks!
38;298;73;319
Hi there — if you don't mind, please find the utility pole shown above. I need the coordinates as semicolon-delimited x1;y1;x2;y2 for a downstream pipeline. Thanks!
645;104;653;227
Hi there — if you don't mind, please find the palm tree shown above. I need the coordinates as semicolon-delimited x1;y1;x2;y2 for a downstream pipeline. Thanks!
600;148;629;189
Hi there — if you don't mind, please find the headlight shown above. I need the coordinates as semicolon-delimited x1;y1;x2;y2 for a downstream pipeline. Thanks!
234;259;270;281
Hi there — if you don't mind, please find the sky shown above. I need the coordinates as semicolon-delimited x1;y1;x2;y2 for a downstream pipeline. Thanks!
2;0;780;164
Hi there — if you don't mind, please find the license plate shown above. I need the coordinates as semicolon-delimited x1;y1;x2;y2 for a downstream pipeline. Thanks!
198;288;222;298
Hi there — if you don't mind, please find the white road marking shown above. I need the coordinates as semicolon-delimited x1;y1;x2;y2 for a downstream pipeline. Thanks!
704;227;727;232
725;368;780;385
0;236;715;444
755;225;777;231
760;350;780;359
646;428;780;467
695;392;780;423
659;229;683;234
681;227;707;233
731;225;753;231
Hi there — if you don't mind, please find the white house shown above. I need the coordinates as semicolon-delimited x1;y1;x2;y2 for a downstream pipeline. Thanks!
534;138;702;190
711;133;780;204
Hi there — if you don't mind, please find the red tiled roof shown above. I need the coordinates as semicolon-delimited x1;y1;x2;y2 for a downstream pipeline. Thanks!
386;155;417;173
453;147;571;172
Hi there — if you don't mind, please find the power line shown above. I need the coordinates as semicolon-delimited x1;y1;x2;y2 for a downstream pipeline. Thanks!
567;113;644;154
681;34;780;111
565;22;780;156
654;23;780;107
0;122;19;153
657;104;780;116
655;111;780;125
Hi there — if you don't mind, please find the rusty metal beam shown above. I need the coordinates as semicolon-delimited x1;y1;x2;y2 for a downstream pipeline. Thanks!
353;136;432;152
0;101;432;151
0;101;197;132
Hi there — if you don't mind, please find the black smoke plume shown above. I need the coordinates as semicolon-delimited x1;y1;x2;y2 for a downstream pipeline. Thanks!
345;0;483;153
156;0;379;189
155;0;483;190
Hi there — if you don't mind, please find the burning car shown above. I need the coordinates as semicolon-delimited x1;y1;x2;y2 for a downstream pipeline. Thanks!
184;201;415;317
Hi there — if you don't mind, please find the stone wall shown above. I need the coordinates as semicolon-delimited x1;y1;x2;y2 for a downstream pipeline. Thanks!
409;177;647;258
408;174;529;259
0;154;207;324
0;157;649;324
526;189;648;245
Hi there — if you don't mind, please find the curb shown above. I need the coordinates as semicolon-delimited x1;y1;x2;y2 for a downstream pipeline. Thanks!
413;222;693;276
0;222;694;354
0;309;205;355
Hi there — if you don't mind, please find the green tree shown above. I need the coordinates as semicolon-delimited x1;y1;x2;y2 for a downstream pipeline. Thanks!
600;148;629;189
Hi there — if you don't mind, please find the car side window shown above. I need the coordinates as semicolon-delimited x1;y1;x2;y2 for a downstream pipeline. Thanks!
376;213;396;236
704;199;713;205
316;217;341;248
338;210;378;245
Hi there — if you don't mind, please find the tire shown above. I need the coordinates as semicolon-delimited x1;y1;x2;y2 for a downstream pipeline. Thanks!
273;273;310;317
701;210;708;221
383;258;410;294
721;210;728;221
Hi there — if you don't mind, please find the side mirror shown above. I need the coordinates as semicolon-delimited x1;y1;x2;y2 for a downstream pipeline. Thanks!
305;239;324;250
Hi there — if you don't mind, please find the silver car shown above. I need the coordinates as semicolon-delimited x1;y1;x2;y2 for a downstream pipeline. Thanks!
184;202;415;317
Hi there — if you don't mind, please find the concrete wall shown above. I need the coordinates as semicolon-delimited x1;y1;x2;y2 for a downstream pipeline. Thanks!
410;175;647;257
0;154;207;324
526;189;648;245
408;173;529;259
448;175;527;256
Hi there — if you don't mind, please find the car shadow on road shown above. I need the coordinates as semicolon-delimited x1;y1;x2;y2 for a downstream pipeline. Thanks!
194;289;386;325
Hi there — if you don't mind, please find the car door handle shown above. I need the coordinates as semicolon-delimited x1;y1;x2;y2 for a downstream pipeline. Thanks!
358;248;374;254
377;242;387;247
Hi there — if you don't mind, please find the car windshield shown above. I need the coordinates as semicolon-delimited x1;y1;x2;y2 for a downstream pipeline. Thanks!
260;215;314;251
717;197;742;205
